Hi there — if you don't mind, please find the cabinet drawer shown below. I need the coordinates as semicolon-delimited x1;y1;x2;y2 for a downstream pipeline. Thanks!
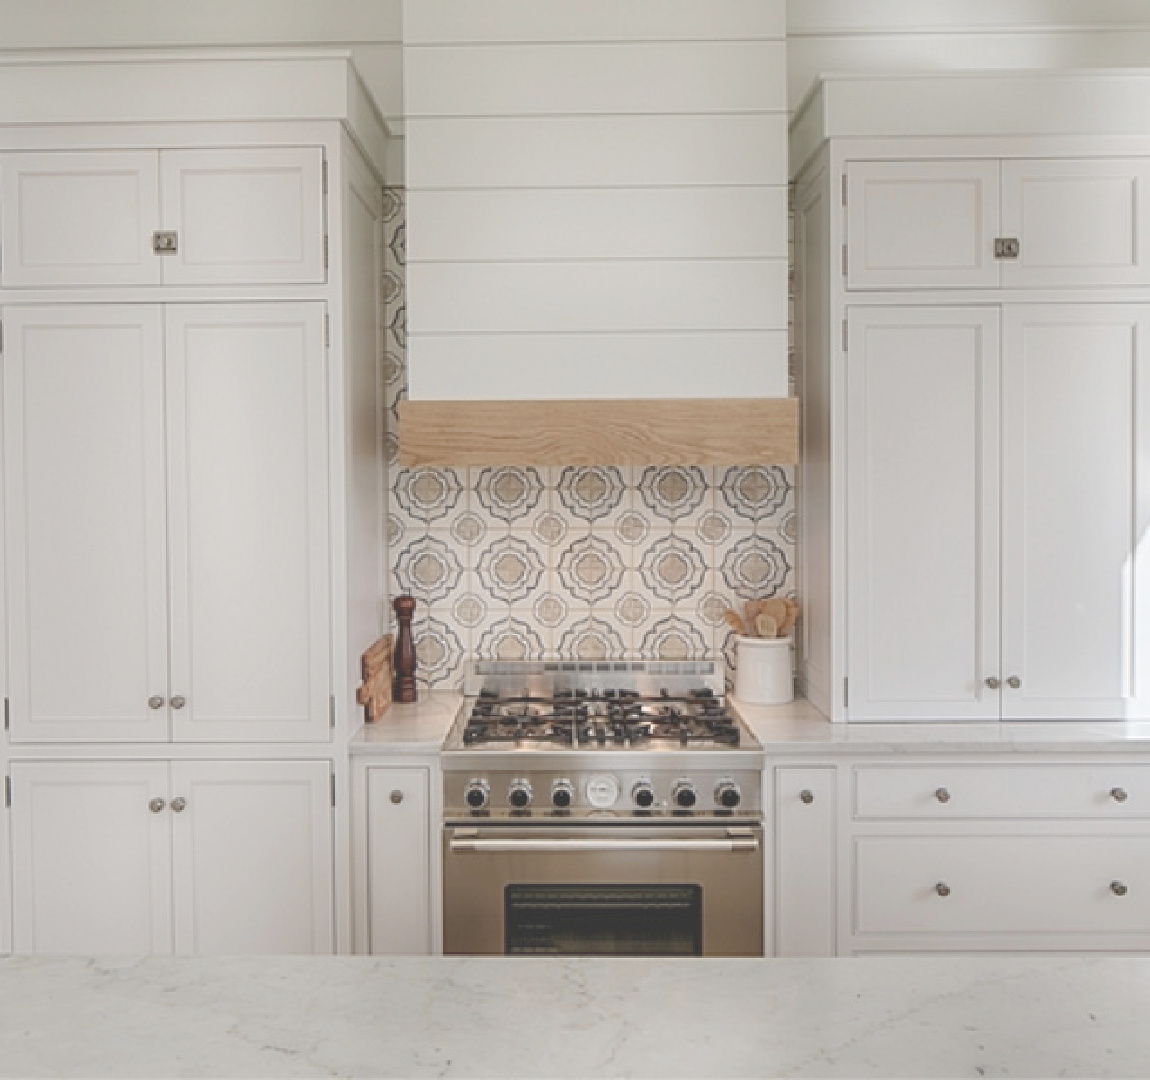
856;835;1150;935
854;764;1150;819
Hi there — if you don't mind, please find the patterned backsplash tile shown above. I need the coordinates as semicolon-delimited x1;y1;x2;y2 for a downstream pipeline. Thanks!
381;189;796;689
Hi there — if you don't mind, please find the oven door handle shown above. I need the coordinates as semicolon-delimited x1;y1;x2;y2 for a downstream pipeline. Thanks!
448;835;759;854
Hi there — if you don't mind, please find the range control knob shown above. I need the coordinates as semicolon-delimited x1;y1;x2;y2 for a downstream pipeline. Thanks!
551;779;575;809
671;779;698;809
715;780;742;809
464;779;490;810
508;778;533;809
632;779;656;809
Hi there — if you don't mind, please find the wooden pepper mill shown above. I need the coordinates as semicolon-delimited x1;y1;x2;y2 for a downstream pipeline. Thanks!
392;594;418;703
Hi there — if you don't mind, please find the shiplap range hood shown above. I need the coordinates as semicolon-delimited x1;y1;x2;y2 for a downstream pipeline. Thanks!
398;0;796;466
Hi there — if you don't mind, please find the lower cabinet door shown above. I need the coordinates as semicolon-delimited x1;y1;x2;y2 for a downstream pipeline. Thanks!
10;761;173;954
856;835;1150;936
169;760;334;955
367;766;431;955
774;767;837;956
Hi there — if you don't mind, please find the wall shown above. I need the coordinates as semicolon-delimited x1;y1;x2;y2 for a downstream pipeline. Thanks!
381;189;795;688
789;0;1150;112
401;0;790;401
0;0;403;129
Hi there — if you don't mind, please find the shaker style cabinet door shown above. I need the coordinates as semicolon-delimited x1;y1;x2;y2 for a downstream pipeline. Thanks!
169;761;334;955
0;151;162;287
774;768;836;957
1000;160;1150;288
165;303;331;743
845;306;1002;720
999;305;1147;719
9;761;174;955
158;148;326;285
3;306;171;743
366;767;432;955
846;161;1001;289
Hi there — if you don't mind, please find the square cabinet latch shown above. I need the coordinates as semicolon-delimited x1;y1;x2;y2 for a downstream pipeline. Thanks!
994;237;1020;259
152;230;179;255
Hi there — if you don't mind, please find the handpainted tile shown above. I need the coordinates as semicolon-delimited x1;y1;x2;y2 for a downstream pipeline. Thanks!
414;614;466;690
715;528;794;602
635;465;714;529
470;466;547;528
555;532;627;606
718;465;793;527
555;465;630;527
392;466;466;526
635;610;711;662
636;533;709;605
475;532;547;605
474;612;546;662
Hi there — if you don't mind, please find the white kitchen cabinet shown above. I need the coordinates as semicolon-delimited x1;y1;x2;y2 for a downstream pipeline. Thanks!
169;760;334;955
0;151;162;287
0;147;325;288
773;767;836;957
846;160;1001;290
845;306;1001;721
10;759;334;956
10;761;174;955
366;766;432;955
3;302;331;744
845;157;1150;291
845;303;1146;722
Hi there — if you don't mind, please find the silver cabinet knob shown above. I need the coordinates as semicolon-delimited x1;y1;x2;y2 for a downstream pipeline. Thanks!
799;790;814;804
1111;787;1129;803
170;696;186;710
170;797;187;813
148;797;166;813
935;882;951;897
1111;881;1129;896
390;790;404;805
1006;676;1022;689
985;677;1001;690
148;695;165;710
935;787;951;804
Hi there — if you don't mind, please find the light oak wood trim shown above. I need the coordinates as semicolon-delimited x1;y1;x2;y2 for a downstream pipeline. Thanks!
398;398;799;466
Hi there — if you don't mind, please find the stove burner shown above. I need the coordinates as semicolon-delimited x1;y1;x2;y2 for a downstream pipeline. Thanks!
462;688;740;749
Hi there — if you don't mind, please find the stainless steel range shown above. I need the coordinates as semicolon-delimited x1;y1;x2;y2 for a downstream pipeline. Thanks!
441;661;764;957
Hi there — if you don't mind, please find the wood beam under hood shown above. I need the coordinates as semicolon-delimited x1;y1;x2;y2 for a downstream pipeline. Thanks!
397;398;799;466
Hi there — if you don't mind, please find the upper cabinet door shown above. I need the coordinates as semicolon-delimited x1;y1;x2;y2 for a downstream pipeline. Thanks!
165;303;330;743
1000;305;1145;719
158;148;326;286
1001;159;1150;288
0;151;161;287
3;306;171;743
845;306;1002;721
846;161;1001;290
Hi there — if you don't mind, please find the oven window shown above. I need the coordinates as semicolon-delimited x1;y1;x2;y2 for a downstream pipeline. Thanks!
505;885;703;956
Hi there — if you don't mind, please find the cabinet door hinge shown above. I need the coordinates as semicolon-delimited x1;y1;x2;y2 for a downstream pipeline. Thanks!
323;235;329;272
4;775;10;809
842;244;848;277
0;320;5;355
841;173;848;206
843;677;849;708
328;694;336;728
330;772;337;806
841;319;848;353
3;697;8;731
324;313;331;349
322;158;329;196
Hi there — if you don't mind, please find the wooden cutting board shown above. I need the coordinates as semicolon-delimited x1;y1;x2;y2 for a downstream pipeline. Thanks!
356;633;394;722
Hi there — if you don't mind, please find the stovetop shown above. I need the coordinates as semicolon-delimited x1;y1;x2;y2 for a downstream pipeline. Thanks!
462;688;741;750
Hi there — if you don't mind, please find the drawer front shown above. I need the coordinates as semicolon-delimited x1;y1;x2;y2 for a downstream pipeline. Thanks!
856;836;1150;935
855;764;1150;819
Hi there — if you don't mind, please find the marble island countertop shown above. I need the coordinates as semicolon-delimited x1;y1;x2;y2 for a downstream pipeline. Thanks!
2;954;1149;1078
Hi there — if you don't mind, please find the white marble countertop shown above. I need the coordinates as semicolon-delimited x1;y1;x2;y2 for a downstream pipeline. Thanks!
2;954;1149;1078
348;692;462;755
735;698;1150;755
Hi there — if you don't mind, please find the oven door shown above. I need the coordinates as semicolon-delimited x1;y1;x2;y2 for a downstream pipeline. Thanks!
443;822;763;957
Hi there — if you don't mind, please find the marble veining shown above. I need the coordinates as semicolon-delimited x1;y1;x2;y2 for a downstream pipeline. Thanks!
2;955;1149;1078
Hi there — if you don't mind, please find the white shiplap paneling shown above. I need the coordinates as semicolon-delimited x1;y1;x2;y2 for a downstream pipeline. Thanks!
406;260;788;335
405;0;784;44
406;332;790;400
406;114;788;189
405;41;785;117
406;187;788;262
